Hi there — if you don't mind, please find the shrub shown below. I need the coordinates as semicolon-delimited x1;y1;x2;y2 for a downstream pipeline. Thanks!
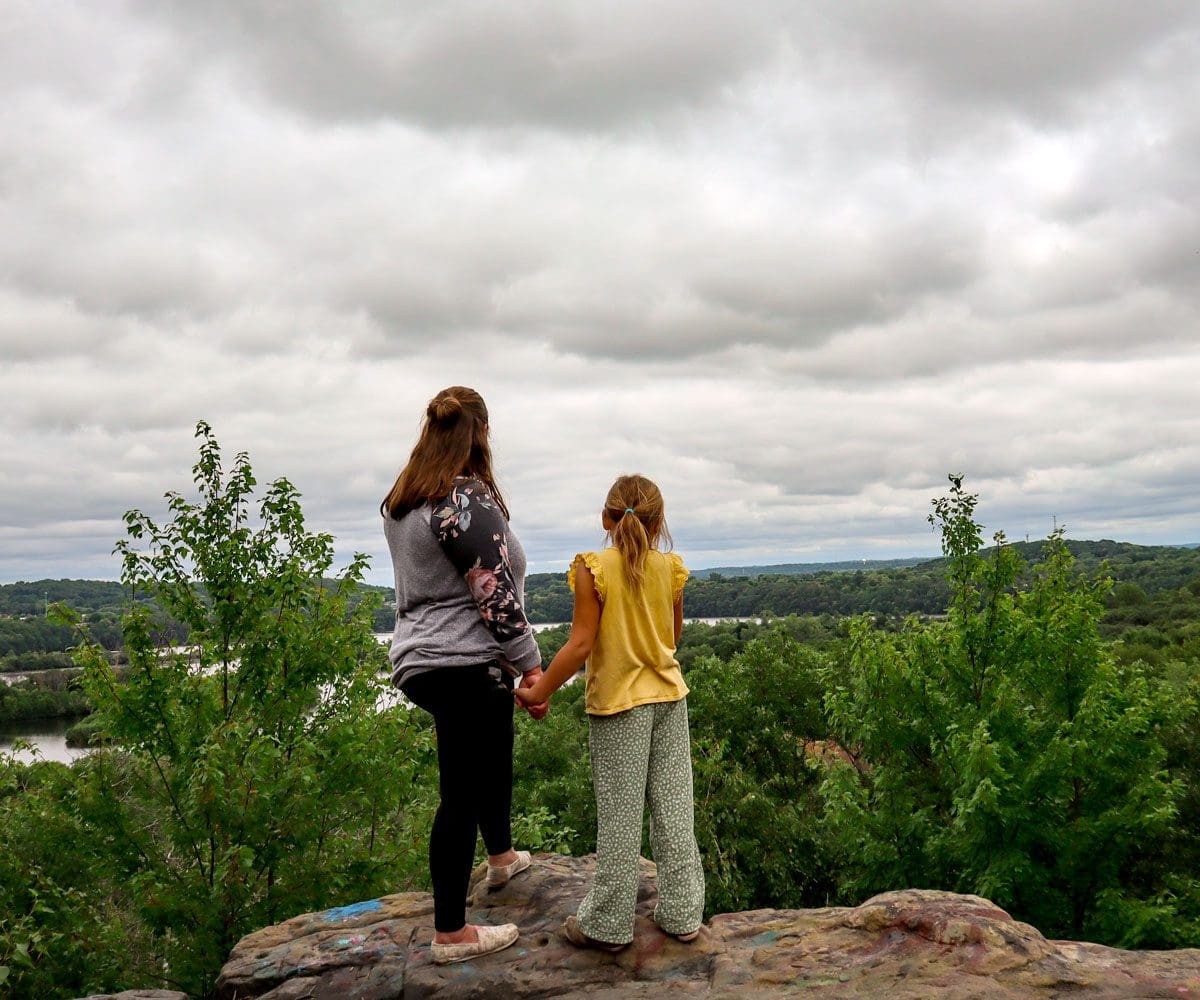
61;422;430;997
820;476;1186;944
687;632;836;913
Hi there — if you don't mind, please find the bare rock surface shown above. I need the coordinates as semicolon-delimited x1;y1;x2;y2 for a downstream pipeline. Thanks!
215;853;1200;999
74;992;189;1000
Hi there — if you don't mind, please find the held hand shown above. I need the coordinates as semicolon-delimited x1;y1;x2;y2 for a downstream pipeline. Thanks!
513;685;544;705
516;669;550;720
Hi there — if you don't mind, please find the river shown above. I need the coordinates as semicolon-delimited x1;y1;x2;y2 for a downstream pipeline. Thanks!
0;716;88;765
5;618;759;763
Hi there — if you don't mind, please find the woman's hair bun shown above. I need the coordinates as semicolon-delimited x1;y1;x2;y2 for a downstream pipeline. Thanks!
428;394;463;423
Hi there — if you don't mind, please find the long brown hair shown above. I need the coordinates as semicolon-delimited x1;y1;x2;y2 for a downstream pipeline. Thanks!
381;386;509;520
604;474;672;591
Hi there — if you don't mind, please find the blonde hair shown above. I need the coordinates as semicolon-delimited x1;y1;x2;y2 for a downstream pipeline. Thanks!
381;386;509;520
603;474;672;591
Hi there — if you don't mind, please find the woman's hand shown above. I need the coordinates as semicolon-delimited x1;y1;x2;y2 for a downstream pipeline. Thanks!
516;668;549;720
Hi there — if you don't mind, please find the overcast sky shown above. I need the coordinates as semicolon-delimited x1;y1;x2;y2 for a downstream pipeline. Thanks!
2;2;1198;586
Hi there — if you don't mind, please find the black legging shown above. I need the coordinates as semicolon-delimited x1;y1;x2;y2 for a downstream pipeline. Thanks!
402;663;515;932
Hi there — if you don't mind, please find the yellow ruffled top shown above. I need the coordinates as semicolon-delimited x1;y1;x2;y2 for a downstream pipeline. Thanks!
568;547;689;716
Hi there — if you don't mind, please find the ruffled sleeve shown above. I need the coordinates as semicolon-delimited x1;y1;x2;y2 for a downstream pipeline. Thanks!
669;552;689;603
567;552;606;603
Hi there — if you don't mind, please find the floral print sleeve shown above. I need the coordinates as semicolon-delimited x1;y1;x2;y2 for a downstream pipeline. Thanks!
430;478;540;669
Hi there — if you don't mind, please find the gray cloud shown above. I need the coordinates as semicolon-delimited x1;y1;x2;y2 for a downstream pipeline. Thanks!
136;0;786;129
827;1;1200;119
2;2;1199;584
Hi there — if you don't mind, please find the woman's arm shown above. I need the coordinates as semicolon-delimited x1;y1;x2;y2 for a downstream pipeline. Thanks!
674;593;684;646
431;478;541;672
514;561;601;706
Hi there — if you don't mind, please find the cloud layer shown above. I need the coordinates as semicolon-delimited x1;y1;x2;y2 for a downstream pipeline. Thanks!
2;2;1198;583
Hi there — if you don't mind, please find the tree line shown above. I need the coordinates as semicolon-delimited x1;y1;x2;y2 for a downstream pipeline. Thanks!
7;539;1197;642
522;538;1200;623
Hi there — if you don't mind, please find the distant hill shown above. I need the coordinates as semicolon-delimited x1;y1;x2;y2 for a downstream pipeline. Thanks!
524;538;1200;623
0;579;129;616
5;540;1200;628
685;541;1200;580
691;557;932;579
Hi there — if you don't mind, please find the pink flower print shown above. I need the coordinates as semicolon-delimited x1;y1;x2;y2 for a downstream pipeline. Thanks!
467;568;499;602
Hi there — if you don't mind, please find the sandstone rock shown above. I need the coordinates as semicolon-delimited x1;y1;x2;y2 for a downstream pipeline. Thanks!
73;992;189;1000
215;853;1200;999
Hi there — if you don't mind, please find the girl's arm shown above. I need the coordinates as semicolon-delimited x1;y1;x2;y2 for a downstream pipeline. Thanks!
514;561;601;706
674;593;684;645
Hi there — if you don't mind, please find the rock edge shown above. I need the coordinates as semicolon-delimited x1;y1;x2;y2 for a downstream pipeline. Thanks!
213;853;1200;999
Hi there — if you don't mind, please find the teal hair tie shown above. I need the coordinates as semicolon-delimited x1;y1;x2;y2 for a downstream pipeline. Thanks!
625;507;634;514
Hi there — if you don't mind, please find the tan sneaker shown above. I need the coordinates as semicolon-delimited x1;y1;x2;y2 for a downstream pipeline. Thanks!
430;923;520;965
486;849;531;888
561;914;628;953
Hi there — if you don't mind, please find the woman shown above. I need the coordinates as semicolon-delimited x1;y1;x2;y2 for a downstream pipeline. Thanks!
381;385;547;965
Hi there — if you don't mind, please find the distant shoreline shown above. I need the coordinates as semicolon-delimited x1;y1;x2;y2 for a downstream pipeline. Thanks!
3;538;1199;592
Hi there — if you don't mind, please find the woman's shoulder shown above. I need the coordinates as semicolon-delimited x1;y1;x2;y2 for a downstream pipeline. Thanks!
443;475;499;503
430;477;505;541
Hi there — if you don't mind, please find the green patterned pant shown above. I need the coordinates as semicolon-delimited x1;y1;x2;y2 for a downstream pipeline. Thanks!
576;697;705;944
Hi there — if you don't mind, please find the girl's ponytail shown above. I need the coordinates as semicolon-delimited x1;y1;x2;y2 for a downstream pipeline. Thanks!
611;507;652;591
603;474;672;591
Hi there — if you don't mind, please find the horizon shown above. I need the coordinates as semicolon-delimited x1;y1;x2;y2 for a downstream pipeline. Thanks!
3;534;1198;589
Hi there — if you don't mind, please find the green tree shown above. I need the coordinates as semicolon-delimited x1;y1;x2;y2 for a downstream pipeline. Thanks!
63;422;429;997
820;475;1186;944
687;633;835;914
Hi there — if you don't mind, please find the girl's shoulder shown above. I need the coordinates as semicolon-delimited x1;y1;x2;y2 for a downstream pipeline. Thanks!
567;549;688;601
659;550;689;598
645;548;687;570
567;550;611;601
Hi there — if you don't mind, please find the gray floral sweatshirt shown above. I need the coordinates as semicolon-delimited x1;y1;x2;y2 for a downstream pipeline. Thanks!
383;477;541;688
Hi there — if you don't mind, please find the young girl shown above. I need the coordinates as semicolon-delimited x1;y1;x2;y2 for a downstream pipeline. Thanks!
515;474;705;950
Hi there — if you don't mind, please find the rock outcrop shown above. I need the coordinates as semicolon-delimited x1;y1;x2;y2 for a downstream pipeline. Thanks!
215;853;1200;999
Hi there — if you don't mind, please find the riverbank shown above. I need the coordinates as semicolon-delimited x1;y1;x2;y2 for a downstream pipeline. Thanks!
0;681;89;725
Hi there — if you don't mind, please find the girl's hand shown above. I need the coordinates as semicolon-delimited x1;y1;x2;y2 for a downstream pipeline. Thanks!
516;670;550;720
514;685;550;718
514;559;599;719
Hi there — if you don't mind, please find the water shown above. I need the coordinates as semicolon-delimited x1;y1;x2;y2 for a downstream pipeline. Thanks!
0;683;406;769
1;666;83;687
0;716;88;765
374;616;761;642
8;619;758;761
